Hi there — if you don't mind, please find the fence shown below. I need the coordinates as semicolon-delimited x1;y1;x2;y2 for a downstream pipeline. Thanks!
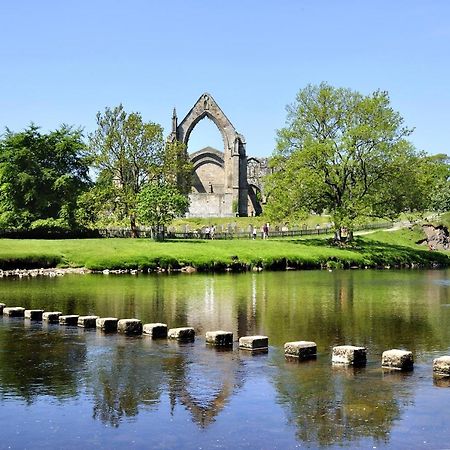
0;221;393;240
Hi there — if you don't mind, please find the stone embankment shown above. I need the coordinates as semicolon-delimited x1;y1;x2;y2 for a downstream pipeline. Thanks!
0;267;89;278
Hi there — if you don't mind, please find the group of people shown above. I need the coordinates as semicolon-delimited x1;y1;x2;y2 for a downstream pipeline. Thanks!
250;223;270;240
204;225;216;240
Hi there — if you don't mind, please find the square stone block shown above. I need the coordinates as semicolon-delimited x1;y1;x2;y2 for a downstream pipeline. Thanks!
239;335;269;351
382;349;414;371
433;356;450;377
3;307;25;317
59;315;79;326
284;341;317;359
168;327;195;341
206;330;233;346
77;316;99;328
332;345;367;366
25;309;44;320
96;317;119;332
143;323;168;338
117;318;143;335
42;311;62;323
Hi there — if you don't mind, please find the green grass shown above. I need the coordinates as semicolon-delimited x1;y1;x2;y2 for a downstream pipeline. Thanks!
0;226;448;271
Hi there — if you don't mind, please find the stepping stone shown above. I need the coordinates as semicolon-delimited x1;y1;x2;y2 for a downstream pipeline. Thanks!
78;316;99;328
332;345;367;366
3;307;25;317
117;318;143;335
284;341;317;359
25;309;44;321
0;303;5;314
382;349;414;371
168;327;195;341
143;323;168;338
59;315;79;326
433;356;450;377
239;335;269;351
43;312;62;323
96;317;119;332
206;330;233;346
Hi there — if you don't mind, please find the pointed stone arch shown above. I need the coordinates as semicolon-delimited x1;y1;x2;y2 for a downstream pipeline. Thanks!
169;93;248;217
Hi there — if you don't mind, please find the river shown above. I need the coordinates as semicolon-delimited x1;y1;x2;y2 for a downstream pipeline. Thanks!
1;270;450;449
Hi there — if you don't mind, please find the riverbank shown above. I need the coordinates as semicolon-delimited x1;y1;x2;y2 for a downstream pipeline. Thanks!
0;227;448;273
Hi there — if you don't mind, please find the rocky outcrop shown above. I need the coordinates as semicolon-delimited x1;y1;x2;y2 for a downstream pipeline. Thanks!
421;224;450;250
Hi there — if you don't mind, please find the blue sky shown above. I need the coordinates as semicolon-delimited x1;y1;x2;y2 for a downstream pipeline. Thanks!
0;0;449;157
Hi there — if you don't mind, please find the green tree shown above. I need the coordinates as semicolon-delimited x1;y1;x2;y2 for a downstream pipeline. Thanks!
0;124;91;229
89;104;190;236
265;83;421;240
137;182;189;240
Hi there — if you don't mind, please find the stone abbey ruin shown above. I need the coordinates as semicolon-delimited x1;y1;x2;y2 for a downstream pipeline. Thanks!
168;93;270;217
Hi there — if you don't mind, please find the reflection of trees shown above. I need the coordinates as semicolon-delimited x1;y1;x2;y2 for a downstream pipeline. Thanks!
164;345;246;428
272;358;413;446
90;341;164;427
0;325;86;403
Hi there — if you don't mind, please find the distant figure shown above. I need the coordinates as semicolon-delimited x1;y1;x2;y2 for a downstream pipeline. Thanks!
205;226;210;239
252;226;257;240
210;225;216;240
263;223;269;239
316;224;320;235
260;225;265;239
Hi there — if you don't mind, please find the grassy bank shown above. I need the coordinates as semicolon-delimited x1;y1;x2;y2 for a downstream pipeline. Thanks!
0;227;448;272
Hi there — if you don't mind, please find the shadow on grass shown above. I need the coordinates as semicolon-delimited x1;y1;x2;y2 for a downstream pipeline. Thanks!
290;237;450;266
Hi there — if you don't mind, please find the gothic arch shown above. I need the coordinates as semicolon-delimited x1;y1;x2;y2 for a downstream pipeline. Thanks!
169;93;248;216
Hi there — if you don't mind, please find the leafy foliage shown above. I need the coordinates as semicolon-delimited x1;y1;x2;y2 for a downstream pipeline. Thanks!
88;104;191;234
0;124;91;229
265;83;428;239
137;183;189;240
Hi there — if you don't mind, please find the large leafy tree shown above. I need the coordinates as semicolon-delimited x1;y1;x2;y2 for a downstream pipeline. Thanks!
265;83;424;240
0;124;91;229
137;182;189;240
88;104;190;235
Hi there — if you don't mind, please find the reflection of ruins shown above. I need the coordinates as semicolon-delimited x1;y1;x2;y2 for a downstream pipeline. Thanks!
168;93;271;217
164;347;246;428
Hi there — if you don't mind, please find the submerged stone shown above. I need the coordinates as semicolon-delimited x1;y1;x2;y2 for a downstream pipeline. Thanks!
77;316;99;328
382;349;414;371
42;312;62;323
59;315;79;326
168;327;195;341
117;318;143;335
24;309;44;321
143;323;168;338
239;335;269;351
206;330;233;346
3;307;25;317
433;356;450;377
284;341;317;359
332;345;367;366
96;317;119;332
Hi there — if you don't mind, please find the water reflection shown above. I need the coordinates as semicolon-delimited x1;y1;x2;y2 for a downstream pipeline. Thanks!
0;270;450;448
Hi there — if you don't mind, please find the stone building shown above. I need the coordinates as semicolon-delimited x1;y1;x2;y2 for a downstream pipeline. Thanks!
168;93;270;217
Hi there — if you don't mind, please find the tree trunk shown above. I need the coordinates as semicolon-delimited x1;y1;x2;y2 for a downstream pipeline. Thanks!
130;215;139;238
347;229;354;242
334;228;342;242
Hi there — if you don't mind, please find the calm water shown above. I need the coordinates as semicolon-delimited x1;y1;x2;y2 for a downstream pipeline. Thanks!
1;270;450;449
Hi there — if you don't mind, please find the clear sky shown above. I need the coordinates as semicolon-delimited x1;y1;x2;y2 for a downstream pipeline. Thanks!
0;0;449;157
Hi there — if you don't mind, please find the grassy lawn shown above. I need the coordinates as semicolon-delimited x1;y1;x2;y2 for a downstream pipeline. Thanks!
0;226;447;271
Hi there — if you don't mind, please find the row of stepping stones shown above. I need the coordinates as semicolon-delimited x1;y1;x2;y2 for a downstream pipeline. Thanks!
1;304;450;377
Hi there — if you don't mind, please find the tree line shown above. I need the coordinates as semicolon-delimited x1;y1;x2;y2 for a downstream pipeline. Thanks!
0;105;191;239
0;85;448;240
